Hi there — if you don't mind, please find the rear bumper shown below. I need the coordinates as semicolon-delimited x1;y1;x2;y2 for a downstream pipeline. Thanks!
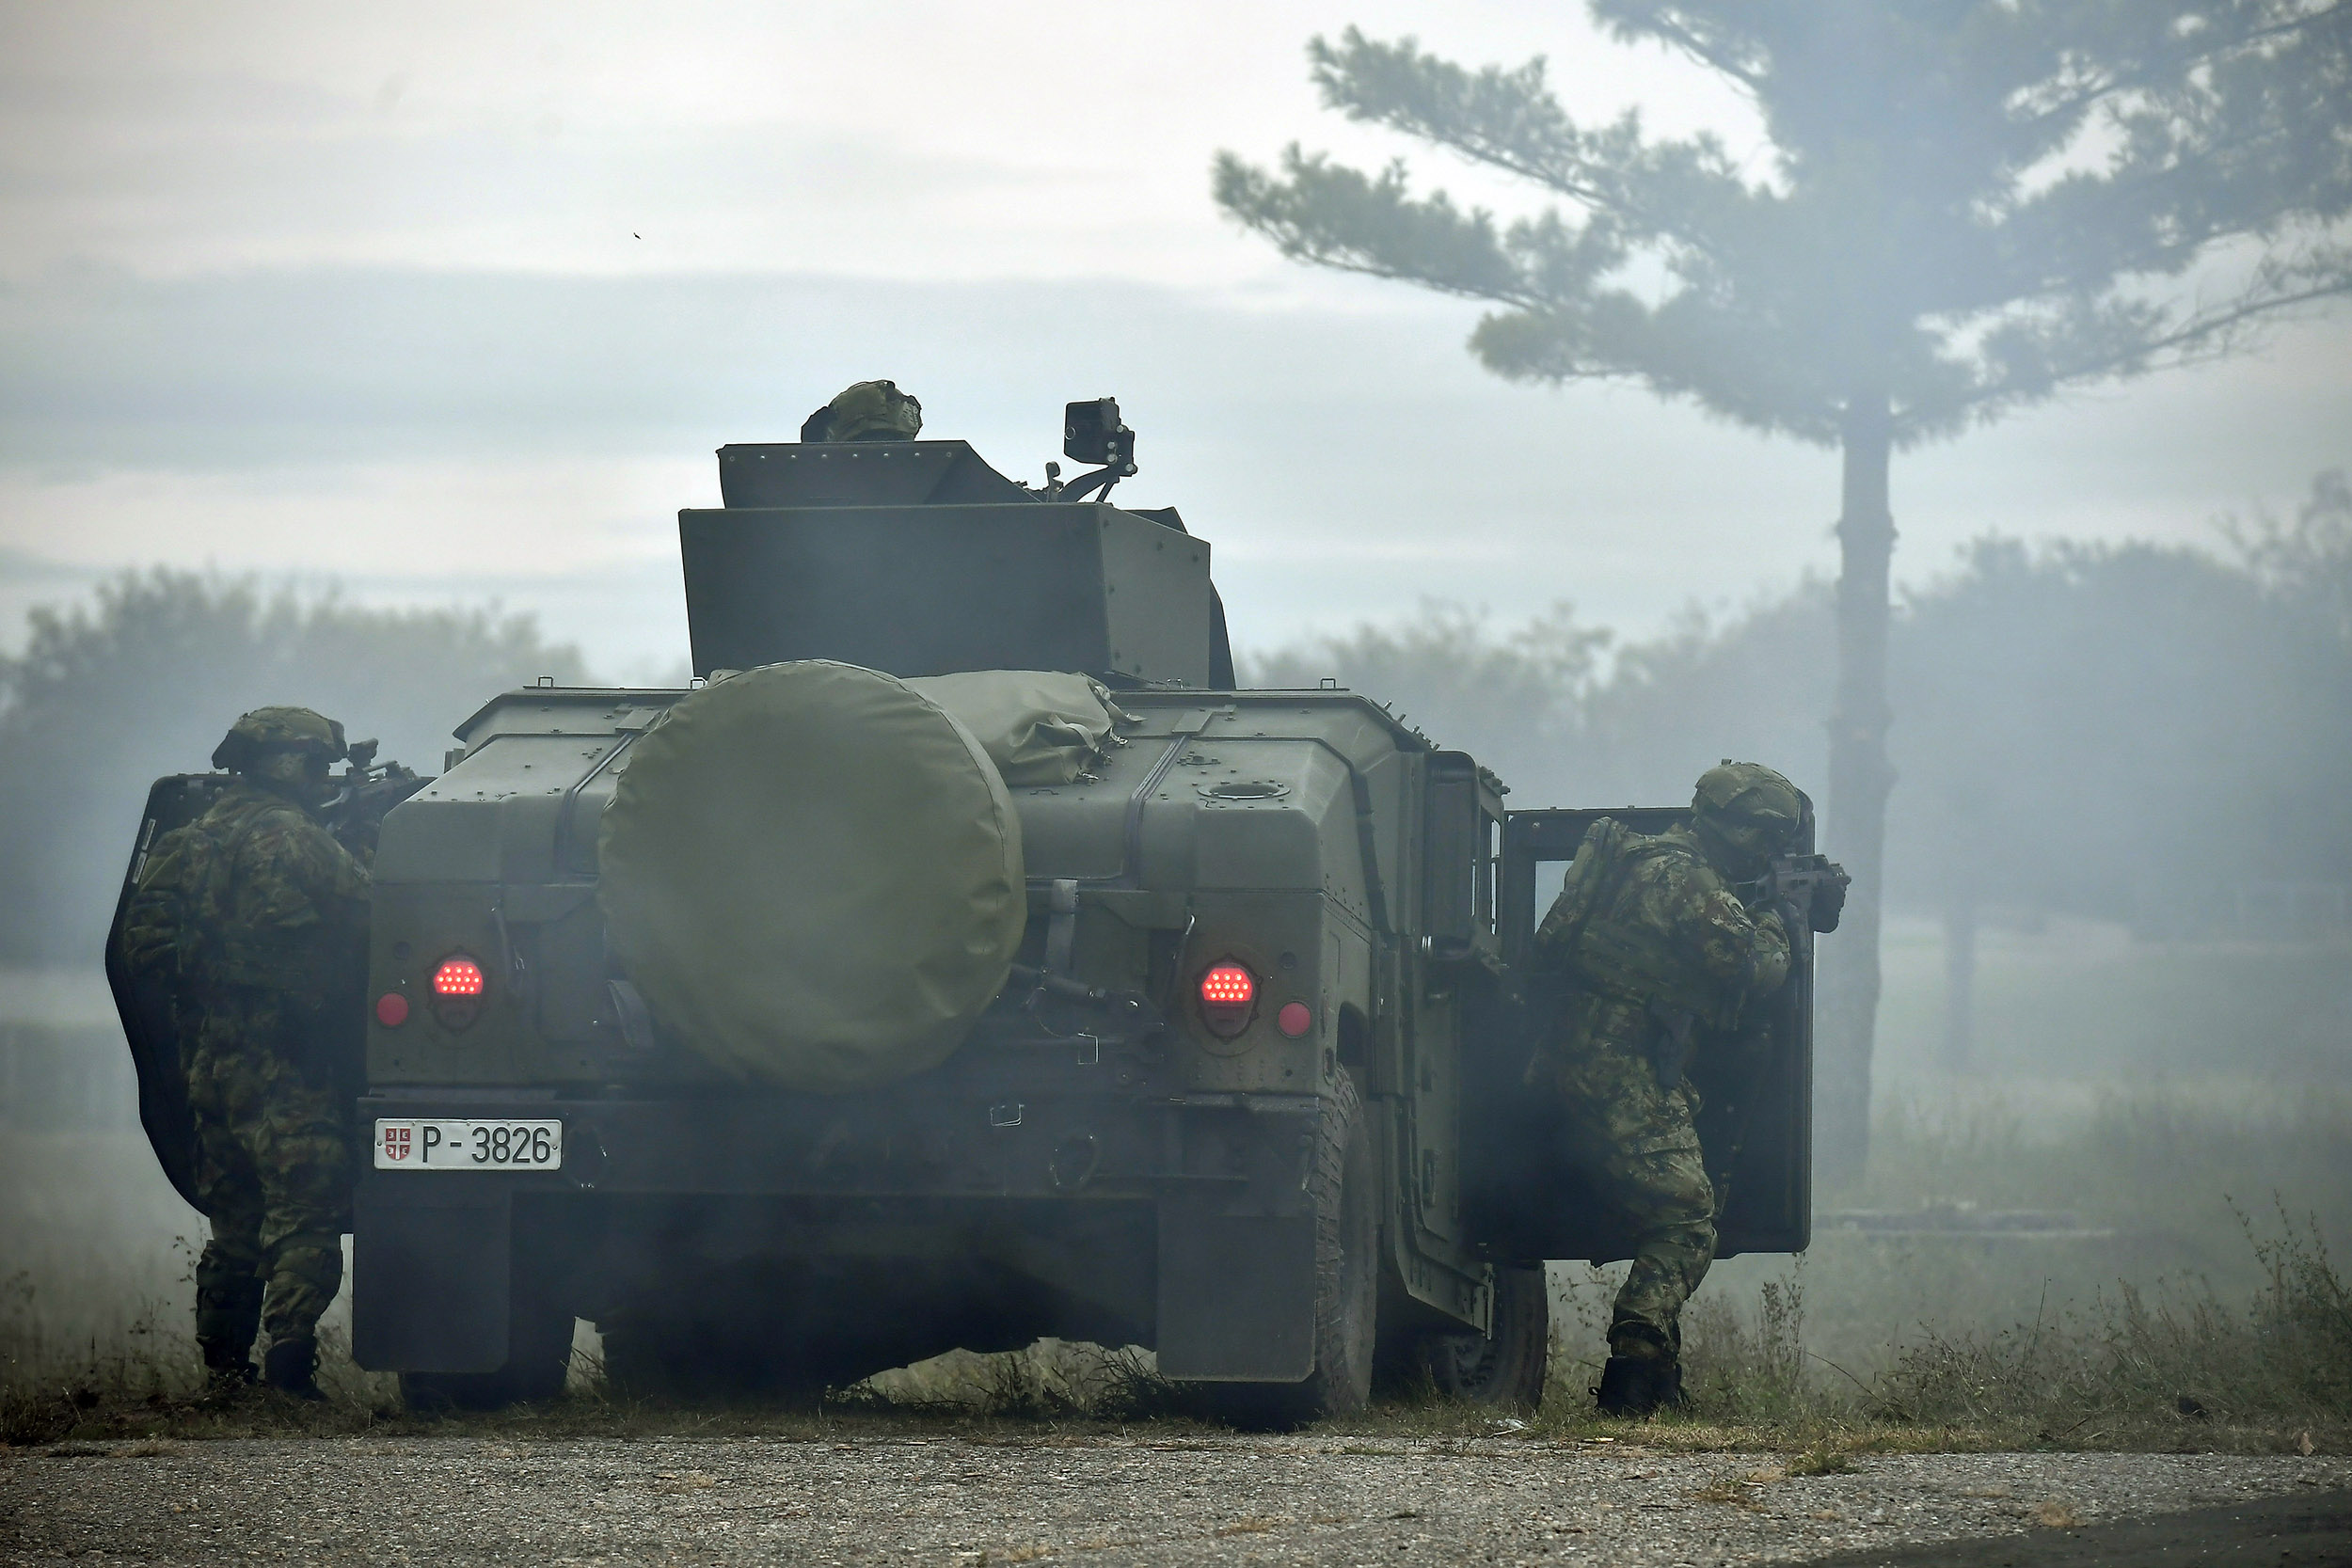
352;1088;1327;1384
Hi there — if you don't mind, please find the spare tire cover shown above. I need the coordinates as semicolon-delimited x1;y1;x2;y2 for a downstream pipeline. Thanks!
598;660;1025;1091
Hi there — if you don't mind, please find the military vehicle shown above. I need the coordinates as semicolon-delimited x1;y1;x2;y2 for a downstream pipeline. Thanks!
110;400;1818;1421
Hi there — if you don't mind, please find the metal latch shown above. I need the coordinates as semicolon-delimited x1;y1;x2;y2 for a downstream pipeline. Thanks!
1043;878;1079;978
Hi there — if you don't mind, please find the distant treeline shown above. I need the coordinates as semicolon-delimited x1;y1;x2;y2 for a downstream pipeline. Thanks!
0;571;585;964
1246;470;2352;931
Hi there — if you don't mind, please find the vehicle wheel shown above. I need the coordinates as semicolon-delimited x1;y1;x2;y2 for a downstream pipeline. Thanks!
1204;1065;1378;1430
400;1295;576;1411
1419;1264;1549;1413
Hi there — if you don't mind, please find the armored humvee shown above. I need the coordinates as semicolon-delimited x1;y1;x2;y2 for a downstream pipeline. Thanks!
110;402;1815;1421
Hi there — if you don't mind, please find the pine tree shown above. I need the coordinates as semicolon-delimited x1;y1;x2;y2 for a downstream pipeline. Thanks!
1215;1;2352;1183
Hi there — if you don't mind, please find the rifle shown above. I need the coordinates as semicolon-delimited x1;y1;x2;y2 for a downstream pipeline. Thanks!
1741;850;1851;940
321;740;432;863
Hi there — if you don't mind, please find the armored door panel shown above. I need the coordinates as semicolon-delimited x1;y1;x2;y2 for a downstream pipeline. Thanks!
1463;806;1813;1263
104;774;232;1215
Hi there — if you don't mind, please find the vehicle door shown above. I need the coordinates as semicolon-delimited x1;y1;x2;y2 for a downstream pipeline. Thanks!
103;775;232;1215
1461;805;1813;1263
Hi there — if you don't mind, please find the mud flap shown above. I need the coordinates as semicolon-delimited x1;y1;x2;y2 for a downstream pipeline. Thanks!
352;1177;513;1373
1152;1198;1315;1381
103;775;231;1216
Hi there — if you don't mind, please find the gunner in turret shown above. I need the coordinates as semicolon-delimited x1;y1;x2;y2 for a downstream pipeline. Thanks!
801;380;924;443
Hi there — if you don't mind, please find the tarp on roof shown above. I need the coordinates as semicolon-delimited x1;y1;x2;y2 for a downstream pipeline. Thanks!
903;670;1135;788
597;660;1025;1091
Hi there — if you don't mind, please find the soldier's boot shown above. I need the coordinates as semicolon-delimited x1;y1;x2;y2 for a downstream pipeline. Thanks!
198;1335;257;1390
1594;1355;1686;1417
256;1236;343;1402
195;1273;263;1394
262;1338;325;1402
1596;1323;1687;1418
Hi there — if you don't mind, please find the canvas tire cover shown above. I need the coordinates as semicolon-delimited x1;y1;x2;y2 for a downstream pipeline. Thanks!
903;670;1132;787
598;660;1025;1091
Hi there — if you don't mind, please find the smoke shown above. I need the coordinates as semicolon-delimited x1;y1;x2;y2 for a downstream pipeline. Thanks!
1249;474;2352;944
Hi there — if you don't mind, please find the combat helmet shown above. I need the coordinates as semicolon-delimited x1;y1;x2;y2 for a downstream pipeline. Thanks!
212;706;348;774
801;379;923;443
1690;760;1804;873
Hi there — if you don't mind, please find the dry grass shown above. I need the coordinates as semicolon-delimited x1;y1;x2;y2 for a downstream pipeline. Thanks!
1684;1476;1770;1510
1784;1444;1854;1476
1869;1204;2352;1439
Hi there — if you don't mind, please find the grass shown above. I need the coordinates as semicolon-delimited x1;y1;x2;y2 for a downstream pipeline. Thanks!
6;1084;2349;1457
1614;1202;2350;1457
6;1241;2344;1457
1869;1204;2352;1435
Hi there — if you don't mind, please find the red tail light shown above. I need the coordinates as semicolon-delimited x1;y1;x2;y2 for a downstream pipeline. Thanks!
1199;963;1255;1007
432;956;485;997
1199;960;1257;1039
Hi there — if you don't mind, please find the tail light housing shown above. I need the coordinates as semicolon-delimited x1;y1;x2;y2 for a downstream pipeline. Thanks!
1198;960;1257;1037
430;953;485;1029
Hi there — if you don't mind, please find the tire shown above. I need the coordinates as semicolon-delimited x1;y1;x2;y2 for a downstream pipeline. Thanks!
1419;1264;1549;1413
400;1295;576;1412
1203;1066;1379;1430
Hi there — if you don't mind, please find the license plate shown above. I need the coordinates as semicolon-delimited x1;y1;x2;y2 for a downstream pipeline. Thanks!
373;1118;563;1170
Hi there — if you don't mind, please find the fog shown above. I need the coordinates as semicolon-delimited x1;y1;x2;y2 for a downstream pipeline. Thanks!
7;5;2350;677
4;0;2349;1411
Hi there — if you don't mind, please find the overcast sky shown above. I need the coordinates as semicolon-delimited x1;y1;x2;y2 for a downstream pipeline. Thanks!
3;0;2348;680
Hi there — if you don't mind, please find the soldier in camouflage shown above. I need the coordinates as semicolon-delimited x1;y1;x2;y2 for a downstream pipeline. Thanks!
121;707;371;1399
1532;761;1806;1417
800;379;924;442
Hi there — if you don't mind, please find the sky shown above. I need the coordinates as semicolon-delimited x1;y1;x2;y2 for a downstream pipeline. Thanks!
3;0;2348;681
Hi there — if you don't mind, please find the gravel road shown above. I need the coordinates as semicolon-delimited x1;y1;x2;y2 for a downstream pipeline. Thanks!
4;1434;2345;1566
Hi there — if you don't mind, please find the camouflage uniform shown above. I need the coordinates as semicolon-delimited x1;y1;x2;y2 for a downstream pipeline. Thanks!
122;709;370;1392
802;379;924;443
1534;764;1801;1407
